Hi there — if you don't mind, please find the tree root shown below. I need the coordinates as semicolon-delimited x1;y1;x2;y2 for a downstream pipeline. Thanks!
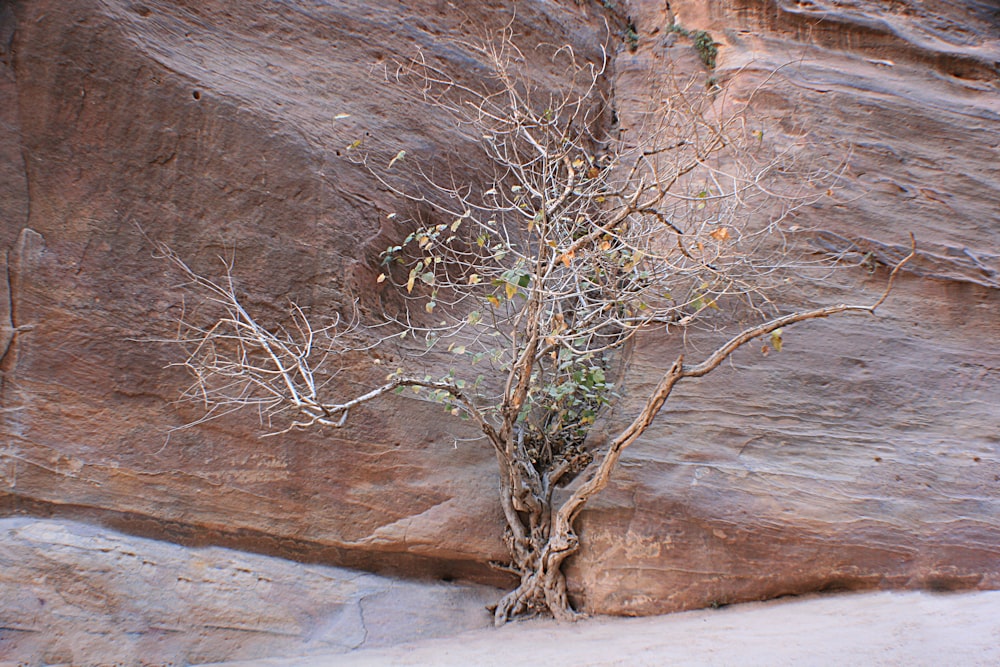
490;559;583;626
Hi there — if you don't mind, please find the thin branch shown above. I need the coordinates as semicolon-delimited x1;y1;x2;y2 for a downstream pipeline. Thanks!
556;244;917;529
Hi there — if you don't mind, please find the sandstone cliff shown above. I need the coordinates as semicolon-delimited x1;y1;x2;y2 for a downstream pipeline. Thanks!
1;0;997;625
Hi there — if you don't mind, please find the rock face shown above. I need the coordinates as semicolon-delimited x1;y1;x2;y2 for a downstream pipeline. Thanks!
1;0;998;625
565;0;1000;614
0;517;498;665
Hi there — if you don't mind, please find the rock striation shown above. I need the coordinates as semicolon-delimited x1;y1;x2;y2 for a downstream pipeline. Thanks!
565;0;1000;614
1;0;998;624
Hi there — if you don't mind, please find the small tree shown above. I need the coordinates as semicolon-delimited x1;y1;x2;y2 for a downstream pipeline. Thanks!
158;34;911;625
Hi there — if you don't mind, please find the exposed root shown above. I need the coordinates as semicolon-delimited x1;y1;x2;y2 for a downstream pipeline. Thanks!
490;549;583;626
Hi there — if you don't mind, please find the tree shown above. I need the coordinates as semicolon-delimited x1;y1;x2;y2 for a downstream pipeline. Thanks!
156;32;912;625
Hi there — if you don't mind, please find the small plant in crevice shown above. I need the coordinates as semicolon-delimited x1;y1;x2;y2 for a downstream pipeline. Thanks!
692;29;718;68
667;22;718;69
624;20;639;52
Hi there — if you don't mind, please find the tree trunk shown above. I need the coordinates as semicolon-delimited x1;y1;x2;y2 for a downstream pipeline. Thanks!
491;542;581;624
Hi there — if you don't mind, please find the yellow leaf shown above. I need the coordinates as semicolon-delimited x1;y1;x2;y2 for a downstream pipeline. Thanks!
406;269;416;293
376;273;387;284
425;301;435;313
387;150;406;169
505;281;517;300
468;274;481;285
709;227;730;242
770;328;783;353
451;218;463;232
572;158;586;169
487;294;501;307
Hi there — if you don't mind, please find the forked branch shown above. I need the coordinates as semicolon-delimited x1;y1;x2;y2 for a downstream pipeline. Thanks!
555;236;917;531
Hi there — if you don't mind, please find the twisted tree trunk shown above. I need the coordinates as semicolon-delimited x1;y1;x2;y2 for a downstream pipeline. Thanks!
488;264;914;625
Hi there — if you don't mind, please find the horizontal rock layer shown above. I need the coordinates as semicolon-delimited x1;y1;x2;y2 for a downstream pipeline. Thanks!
0;517;498;665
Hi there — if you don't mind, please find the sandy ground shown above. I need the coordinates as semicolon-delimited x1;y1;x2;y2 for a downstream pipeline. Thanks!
215;590;1000;667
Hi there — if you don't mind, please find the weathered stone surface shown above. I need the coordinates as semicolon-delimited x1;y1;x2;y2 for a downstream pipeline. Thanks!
0;517;498;665
0;0;608;584
564;0;1000;614
0;0;997;620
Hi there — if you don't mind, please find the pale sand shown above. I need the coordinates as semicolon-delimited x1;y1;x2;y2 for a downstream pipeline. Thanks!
221;590;1000;666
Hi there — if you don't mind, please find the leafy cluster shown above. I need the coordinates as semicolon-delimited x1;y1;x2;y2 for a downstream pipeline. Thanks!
373;36;802;487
